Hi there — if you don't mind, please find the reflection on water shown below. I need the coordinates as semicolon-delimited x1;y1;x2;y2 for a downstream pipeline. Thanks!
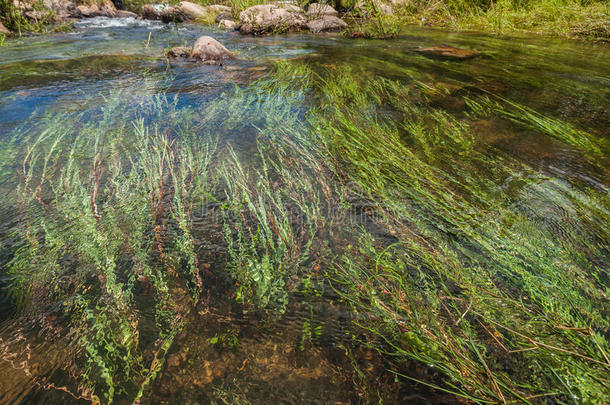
0;17;608;405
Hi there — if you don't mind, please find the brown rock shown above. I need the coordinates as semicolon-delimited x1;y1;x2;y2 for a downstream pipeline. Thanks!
77;0;117;17
160;6;188;23
141;4;161;20
191;35;234;63
0;21;10;35
414;45;480;60
115;10;137;18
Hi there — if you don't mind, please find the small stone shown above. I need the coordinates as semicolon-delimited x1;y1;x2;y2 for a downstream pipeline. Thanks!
219;19;236;29
167;46;192;58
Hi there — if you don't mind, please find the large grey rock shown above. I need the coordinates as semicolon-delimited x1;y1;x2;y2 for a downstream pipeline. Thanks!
307;15;346;33
239;4;306;35
306;3;338;17
191;35;234;63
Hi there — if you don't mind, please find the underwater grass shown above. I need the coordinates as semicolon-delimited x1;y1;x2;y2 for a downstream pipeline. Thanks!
254;61;610;403
0;91;217;403
0;57;608;404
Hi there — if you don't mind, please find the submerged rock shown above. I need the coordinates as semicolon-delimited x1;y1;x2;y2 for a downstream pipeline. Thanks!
0;21;10;35
191;35;234;63
307;15;346;33
306;3;338;17
166;46;192;58
239;4;306;35
414;45;480;60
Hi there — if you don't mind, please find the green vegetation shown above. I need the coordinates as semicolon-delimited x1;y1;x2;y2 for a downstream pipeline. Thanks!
356;0;610;40
0;51;608;404
0;0;55;34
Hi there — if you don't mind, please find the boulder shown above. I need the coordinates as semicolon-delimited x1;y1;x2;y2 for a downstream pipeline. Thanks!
191;35;234;63
115;9;137;18
160;6;188;23
167;46;192;58
414;45;480;60
306;3;338;17
177;1;208;20
0;21;10;35
141;4;161;20
77;0;117;17
13;0;79;21
239;4;306;35
306;15;346;33
43;0;78;20
219;19;236;29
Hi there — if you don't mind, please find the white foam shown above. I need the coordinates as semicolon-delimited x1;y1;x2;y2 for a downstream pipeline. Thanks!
74;17;165;30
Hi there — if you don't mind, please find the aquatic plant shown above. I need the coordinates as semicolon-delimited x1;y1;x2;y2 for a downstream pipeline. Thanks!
257;61;610;403
0;51;608;404
0;91;217;403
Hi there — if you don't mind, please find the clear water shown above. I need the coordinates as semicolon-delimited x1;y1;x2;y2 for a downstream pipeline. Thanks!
0;17;608;404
